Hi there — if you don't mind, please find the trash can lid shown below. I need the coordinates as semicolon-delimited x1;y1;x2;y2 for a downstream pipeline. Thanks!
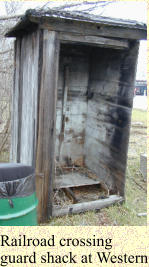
0;163;34;182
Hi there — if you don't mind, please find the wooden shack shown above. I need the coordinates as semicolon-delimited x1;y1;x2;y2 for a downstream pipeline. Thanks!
6;9;147;223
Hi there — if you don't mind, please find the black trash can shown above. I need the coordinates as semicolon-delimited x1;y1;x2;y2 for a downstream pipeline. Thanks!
0;163;38;226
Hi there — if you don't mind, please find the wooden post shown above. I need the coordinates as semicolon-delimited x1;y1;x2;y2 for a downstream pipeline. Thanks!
36;30;60;223
113;40;140;196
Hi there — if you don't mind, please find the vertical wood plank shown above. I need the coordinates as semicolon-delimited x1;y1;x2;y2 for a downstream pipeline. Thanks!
58;65;69;161
17;36;26;162
10;39;21;162
19;31;40;165
11;32;40;165
36;30;60;223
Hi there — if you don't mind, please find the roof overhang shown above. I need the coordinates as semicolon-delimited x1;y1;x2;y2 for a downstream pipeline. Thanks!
5;9;147;40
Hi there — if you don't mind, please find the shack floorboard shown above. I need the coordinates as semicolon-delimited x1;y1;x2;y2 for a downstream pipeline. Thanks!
55;172;101;189
53;167;114;213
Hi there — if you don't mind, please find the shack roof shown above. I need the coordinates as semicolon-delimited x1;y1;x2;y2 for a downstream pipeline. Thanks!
6;8;147;39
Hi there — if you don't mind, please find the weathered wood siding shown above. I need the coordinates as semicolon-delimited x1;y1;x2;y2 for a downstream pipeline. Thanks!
36;30;60;222
56;45;89;165
38;17;147;40
84;42;139;195
20;32;40;165
11;31;40;165
10;39;21;162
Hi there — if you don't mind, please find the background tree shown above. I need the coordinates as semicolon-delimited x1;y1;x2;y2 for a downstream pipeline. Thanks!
0;1;22;161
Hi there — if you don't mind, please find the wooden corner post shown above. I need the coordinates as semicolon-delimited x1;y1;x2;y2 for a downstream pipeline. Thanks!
36;30;60;223
115;40;140;197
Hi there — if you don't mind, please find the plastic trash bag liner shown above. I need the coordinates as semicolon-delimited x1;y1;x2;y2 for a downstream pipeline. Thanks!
0;163;35;198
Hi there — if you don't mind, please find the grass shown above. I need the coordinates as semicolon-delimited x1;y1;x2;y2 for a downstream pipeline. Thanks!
131;109;147;125
46;108;147;226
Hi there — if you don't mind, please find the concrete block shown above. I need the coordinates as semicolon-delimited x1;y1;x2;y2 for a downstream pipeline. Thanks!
140;154;147;180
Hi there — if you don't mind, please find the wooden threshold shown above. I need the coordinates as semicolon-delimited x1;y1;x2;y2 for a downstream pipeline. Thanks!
52;195;124;217
54;173;101;189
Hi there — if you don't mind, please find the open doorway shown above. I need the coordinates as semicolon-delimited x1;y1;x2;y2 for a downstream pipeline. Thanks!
53;43;122;211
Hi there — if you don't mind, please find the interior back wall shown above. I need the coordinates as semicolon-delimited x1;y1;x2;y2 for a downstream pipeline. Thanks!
56;45;90;165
